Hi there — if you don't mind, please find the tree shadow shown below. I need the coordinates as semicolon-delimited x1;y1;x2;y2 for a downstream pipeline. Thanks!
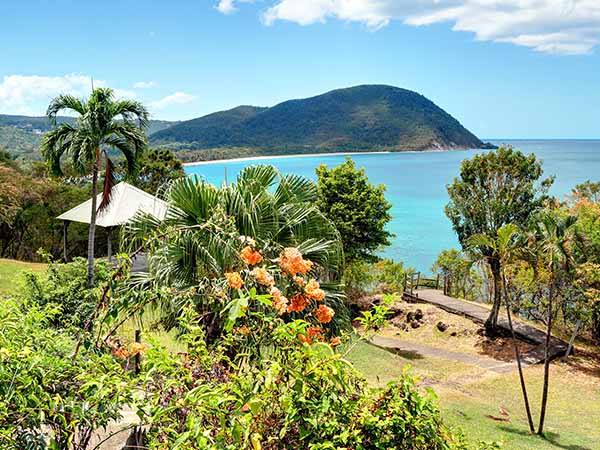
498;425;593;450
381;346;425;360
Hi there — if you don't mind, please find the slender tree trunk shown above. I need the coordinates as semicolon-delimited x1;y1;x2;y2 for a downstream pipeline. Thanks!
592;306;600;344
87;150;100;287
486;258;502;332
566;319;581;357
503;273;535;433
537;284;554;435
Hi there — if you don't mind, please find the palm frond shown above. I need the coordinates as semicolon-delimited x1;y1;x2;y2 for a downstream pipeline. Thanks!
46;94;86;124
110;99;150;129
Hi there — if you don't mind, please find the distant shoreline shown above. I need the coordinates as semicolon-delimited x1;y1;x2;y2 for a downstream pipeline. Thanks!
183;151;392;167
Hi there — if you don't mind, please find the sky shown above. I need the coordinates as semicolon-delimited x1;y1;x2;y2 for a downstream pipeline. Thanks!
1;0;599;138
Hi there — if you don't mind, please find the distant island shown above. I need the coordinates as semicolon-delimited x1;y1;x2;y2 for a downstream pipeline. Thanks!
150;85;496;161
0;85;494;162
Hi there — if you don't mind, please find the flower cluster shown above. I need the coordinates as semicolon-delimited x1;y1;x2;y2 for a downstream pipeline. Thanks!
279;247;313;276
240;245;263;265
222;244;340;346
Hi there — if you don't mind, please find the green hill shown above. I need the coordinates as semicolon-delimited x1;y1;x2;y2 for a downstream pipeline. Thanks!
150;85;493;158
0;114;177;159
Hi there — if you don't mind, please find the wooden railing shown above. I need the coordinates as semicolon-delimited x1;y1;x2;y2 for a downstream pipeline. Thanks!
402;272;452;302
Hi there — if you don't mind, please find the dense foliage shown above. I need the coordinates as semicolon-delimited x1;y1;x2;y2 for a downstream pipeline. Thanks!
129;147;185;196
0;160;91;260
317;158;393;262
150;85;492;155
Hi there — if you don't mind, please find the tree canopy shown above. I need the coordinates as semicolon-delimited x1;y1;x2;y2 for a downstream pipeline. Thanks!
445;147;552;329
316;158;393;263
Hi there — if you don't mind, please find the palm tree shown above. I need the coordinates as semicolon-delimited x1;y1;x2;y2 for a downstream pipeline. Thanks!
467;223;535;433
123;165;344;333
530;211;577;435
41;88;149;286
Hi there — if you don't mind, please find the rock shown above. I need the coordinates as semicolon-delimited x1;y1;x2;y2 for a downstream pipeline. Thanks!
436;321;449;332
410;320;421;329
414;309;424;320
399;323;409;331
406;312;415;323
450;331;458;337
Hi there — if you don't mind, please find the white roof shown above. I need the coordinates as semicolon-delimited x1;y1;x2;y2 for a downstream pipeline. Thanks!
57;182;169;227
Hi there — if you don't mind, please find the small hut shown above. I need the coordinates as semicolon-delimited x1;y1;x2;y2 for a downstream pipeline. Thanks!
57;182;168;262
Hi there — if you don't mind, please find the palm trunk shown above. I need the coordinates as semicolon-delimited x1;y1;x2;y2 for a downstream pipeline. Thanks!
87;150;100;287
486;258;502;332
503;273;535;433
537;284;554;435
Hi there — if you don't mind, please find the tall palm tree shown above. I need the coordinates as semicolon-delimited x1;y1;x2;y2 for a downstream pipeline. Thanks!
468;223;535;433
530;211;577;435
123;165;344;332
41;88;149;286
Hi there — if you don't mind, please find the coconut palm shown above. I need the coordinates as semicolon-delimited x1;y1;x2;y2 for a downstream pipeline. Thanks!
41;88;149;286
467;223;535;433
123;165;344;331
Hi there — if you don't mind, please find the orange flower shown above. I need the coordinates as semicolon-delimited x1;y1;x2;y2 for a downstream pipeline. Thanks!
225;272;244;289
330;336;341;347
305;279;325;301
112;347;130;359
130;342;146;355
298;334;312;345
307;326;324;341
293;275;305;286
240;246;263;265
270;287;289;315
287;294;309;313
315;304;335;324
279;247;313;276
251;267;275;287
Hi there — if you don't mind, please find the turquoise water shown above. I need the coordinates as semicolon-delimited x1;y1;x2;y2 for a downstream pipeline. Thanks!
186;140;600;272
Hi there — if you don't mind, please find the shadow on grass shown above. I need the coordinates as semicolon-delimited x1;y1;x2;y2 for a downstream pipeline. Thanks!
381;346;425;360
498;425;593;450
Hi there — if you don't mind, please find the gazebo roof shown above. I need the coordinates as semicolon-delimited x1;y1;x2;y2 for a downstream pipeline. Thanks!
57;182;169;227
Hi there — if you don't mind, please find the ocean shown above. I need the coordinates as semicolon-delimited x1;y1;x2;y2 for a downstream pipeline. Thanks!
185;140;600;272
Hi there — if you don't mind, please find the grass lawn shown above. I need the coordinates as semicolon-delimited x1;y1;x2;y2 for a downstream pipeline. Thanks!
346;338;600;450
0;258;47;295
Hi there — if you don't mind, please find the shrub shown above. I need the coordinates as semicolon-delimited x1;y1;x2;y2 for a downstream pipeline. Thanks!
0;297;132;450
140;316;463;450
22;257;111;329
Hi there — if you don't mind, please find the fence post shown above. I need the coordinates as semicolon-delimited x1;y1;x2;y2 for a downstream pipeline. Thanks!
134;329;141;375
435;274;440;290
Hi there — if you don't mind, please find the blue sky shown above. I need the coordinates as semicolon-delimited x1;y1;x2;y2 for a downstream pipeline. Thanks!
1;0;599;138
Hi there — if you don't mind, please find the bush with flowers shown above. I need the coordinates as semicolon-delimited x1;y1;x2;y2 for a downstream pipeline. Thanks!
129;245;484;449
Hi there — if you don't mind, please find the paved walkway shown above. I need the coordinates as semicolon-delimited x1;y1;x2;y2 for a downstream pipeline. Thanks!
409;289;569;364
370;335;516;373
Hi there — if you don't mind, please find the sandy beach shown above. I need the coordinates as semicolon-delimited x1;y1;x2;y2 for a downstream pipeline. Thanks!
182;151;392;167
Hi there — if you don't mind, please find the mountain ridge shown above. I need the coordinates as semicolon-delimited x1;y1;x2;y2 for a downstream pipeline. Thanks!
150;85;494;158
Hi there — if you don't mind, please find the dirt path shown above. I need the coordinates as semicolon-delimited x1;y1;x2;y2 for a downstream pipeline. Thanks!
370;335;516;374
412;289;569;364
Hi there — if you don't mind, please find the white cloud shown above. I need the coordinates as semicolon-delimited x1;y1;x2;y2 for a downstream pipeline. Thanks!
216;0;237;14
150;92;197;110
0;73;136;115
215;0;255;15
231;0;600;55
133;80;158;89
